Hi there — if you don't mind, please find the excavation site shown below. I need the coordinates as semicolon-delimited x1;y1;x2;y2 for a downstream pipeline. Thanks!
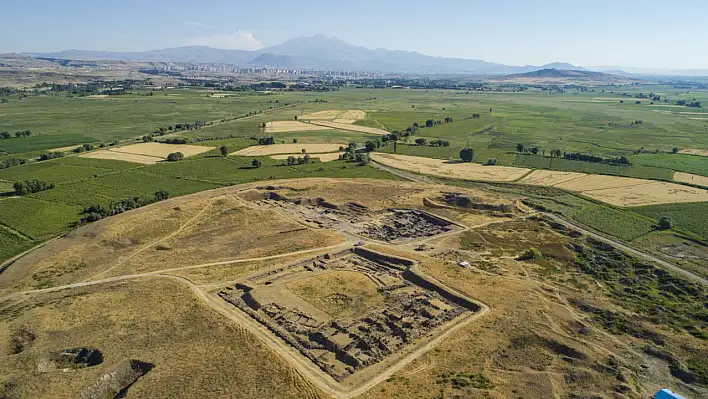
218;247;481;382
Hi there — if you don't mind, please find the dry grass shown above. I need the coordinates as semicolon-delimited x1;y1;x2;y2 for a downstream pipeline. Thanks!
270;152;343;162
79;150;163;164
372;153;530;182
109;142;214;158
300;110;366;122
79;143;213;164
287;271;385;320
674;172;708;187
308;121;388;135
233;143;345;156
679;148;708;157
581;181;708;206
263;121;334;133
376;154;708;207
0;278;325;399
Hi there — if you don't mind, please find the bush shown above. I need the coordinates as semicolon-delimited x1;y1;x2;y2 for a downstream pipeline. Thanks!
415;138;427;146
166;152;184;162
459;148;474;162
154;190;170;201
486;158;497;165
518;247;543;261
13;179;56;195
220;145;229;157
355;153;370;165
1;158;27;169
38;151;65;161
657;216;674;230
251;159;262;168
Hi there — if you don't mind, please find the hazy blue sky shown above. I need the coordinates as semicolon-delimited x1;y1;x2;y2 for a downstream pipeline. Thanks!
3;0;707;69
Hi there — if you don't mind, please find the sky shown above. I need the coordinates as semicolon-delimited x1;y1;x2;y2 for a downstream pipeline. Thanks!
3;0;708;69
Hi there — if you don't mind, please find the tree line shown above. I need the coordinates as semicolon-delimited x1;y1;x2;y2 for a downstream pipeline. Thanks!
80;190;171;224
0;130;32;139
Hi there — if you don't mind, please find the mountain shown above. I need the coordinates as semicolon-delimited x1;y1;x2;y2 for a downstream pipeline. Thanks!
499;69;636;84
26;35;588;75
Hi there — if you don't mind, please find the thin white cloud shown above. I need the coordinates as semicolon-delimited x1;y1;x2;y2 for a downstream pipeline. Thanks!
185;31;263;50
185;21;216;29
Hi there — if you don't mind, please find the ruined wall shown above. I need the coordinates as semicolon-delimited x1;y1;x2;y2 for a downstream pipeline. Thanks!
402;268;481;312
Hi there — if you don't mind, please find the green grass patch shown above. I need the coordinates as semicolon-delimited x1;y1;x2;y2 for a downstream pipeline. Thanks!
572;206;655;241
0;133;95;154
630;153;708;177
0;198;81;240
512;154;674;180
0;162;110;183
633;202;708;239
0;227;34;261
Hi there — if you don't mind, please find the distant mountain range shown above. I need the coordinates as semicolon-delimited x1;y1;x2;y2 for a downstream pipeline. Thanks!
500;68;637;84
25;35;587;75
21;35;708;76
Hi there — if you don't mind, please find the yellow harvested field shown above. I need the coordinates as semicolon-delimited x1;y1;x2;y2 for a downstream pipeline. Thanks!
333;119;357;124
263;120;333;133
109;142;214;158
375;153;708;206
300;109;366;121
581;181;708;207
371;153;530;182
674;172;708;187
270;152;343;162
648;104;684;107
554;174;652;192
309;121;388;135
518;170;586;186
233;143;345;156
79;150;163;164
679;148;708;157
79;143;214;164
86;94;109;98
49;145;83;152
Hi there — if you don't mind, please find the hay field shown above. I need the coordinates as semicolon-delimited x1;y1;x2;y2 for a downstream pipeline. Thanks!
263;121;333;133
271;152;343;162
308;121;388;135
580;181;708;206
79;150;163;164
233;143;345;156
371;153;531;182
674;171;708;187
679;148;708;157
80;143;214;164
301;109;366;121
109;142;214;158
376;153;708;207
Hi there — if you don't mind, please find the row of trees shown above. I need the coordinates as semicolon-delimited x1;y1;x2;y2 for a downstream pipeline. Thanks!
13;179;55;196
0;130;31;139
1;158;27;169
516;144;630;166
80;190;171;224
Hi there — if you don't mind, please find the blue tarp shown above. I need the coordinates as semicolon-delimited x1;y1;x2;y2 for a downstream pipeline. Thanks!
654;389;687;399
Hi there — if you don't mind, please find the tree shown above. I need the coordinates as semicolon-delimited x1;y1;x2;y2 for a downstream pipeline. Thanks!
425;119;434;128
154;190;170;201
459;148;474;162
303;154;311;164
292;138;298;144
355;153;370;165
672;147;679;154
516;144;524;153
220;145;229;157
657;216;674;230
486;158;497;165
365;141;376;152
414;138;427;146
252;159;262;168
166;152;184;162
0;131;9;139
286;156;296;165
530;147;539;155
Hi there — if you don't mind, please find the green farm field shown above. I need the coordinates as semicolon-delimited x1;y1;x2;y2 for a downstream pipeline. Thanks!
1;85;707;264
